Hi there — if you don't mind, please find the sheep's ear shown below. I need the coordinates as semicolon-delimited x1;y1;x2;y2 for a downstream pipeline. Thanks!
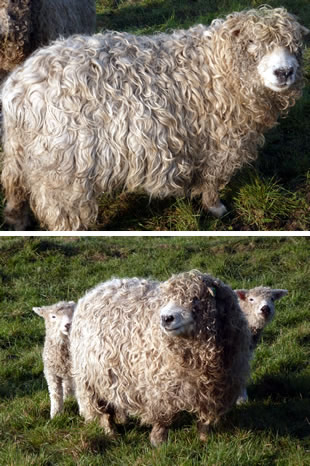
32;306;45;317
301;25;310;36
272;289;288;301
235;290;247;301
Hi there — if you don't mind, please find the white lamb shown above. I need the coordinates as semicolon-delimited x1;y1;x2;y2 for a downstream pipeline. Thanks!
33;300;75;418
235;286;288;403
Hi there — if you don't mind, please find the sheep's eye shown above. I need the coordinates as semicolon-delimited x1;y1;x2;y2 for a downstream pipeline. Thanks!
51;315;56;319
249;298;254;302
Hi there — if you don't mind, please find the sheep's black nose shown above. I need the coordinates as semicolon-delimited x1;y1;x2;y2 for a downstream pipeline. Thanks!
65;323;71;331
274;67;294;81
261;305;270;318
162;315;174;324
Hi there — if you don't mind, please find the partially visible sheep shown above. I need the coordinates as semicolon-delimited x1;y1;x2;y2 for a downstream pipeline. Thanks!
0;0;96;82
1;7;308;230
235;286;288;403
70;271;251;445
33;300;75;418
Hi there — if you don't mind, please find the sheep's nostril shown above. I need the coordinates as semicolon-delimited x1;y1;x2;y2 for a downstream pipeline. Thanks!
274;67;294;80
65;323;71;331
162;315;174;324
261;305;270;318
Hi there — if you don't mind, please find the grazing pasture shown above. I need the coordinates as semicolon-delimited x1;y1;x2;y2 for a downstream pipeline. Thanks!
0;236;309;464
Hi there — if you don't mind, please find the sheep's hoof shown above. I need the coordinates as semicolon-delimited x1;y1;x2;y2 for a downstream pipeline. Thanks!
208;202;227;218
149;424;168;446
236;395;248;405
197;421;210;442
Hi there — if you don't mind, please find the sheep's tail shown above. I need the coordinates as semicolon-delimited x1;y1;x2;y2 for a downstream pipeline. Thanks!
1;139;31;230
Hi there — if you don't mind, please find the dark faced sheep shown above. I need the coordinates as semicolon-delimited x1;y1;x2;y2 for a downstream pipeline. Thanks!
0;0;96;82
1;7;308;230
70;271;251;445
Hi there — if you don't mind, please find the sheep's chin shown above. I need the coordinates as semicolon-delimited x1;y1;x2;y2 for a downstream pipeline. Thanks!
161;324;194;337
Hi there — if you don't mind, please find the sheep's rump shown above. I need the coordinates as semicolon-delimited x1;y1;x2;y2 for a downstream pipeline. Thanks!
70;272;251;426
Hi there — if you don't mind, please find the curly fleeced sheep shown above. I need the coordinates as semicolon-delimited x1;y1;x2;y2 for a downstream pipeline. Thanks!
0;0;96;83
236;286;288;403
1;7;308;230
33;300;75;418
70;271;251;445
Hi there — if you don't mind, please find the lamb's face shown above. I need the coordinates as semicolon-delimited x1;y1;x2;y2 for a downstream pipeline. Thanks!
33;301;75;337
236;287;288;331
257;46;299;92
160;301;195;337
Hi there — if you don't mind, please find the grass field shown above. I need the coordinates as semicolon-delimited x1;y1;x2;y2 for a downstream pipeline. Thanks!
0;236;309;465
0;0;310;231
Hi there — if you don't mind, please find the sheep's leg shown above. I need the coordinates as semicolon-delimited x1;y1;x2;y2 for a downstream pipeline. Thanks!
4;198;32;231
236;386;248;405
201;190;227;218
99;412;117;438
197;420;211;442
30;183;98;231
149;423;168;446
62;377;74;400
45;371;63;418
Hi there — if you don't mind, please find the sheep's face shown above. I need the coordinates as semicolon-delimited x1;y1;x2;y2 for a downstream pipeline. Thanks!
257;46;299;92
160;301;195;337
33;301;76;337
236;287;288;330
218;8;309;93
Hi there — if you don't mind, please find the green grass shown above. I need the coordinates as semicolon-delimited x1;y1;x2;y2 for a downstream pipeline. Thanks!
0;0;309;231
0;236;310;464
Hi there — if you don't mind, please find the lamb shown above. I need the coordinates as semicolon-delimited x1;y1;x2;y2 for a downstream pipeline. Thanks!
69;271;251;445
0;0;96;83
235;286;288;403
33;300;76;418
1;6;308;231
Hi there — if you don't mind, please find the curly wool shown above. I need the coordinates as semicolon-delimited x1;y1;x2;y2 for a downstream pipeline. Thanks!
70;271;251;443
1;7;307;230
0;0;96;81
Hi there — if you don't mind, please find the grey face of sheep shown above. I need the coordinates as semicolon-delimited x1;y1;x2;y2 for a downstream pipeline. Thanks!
160;302;196;337
235;287;288;329
33;301;76;336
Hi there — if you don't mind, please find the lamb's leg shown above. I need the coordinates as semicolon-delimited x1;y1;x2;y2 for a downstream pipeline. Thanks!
44;371;63;418
149;423;168;446
63;377;74;400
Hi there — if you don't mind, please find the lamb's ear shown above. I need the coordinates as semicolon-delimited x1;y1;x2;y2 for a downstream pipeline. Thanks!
68;301;76;308
272;289;288;301
235;289;247;301
32;306;45;317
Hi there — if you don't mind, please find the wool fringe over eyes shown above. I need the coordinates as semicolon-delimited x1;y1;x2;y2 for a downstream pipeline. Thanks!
70;270;251;441
0;7;307;230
